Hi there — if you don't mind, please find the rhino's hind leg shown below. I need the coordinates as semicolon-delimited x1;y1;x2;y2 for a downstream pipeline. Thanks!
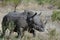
0;26;7;38
7;29;13;40
15;28;21;38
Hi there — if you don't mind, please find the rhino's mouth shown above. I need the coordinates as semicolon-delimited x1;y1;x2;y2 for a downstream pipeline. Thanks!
39;27;44;32
36;27;44;32
33;24;44;32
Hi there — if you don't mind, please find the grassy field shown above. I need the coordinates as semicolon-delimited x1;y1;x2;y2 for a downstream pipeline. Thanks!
0;1;60;40
0;29;60;40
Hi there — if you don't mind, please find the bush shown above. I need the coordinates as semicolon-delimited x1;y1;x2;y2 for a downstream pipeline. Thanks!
1;0;22;11
51;10;60;21
36;0;44;5
48;29;59;40
49;0;60;9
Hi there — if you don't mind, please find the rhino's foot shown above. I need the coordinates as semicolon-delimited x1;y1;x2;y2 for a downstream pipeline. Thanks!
29;29;36;37
33;33;35;37
15;36;19;38
0;35;4;38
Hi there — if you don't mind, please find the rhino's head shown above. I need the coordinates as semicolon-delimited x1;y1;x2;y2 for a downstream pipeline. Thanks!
29;12;47;32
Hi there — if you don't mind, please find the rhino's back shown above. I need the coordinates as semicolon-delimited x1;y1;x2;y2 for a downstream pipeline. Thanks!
6;11;27;21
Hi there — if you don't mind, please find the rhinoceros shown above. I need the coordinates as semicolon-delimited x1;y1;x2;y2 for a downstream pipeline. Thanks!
1;10;47;39
0;11;37;38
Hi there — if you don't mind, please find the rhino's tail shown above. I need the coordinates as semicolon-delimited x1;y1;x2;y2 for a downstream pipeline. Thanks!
2;15;8;27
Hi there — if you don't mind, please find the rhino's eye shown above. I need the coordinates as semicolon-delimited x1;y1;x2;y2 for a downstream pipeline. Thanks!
30;18;32;21
40;25;44;28
36;27;39;30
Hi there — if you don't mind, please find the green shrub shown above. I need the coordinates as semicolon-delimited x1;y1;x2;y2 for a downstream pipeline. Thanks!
48;0;60;9
36;0;44;5
51;10;60;21
48;29;59;40
1;0;22;11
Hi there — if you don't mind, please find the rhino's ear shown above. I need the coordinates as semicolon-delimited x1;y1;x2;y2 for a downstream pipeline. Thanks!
38;12;42;16
34;12;37;16
30;12;37;18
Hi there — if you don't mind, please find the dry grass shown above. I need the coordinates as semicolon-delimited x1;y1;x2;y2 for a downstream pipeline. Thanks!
0;28;60;40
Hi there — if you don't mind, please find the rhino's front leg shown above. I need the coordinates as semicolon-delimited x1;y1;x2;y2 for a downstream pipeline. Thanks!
28;28;36;37
32;29;35;37
17;28;24;40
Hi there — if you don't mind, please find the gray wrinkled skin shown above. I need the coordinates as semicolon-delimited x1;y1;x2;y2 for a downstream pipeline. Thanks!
1;11;28;39
33;14;45;32
0;11;35;39
1;10;47;39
